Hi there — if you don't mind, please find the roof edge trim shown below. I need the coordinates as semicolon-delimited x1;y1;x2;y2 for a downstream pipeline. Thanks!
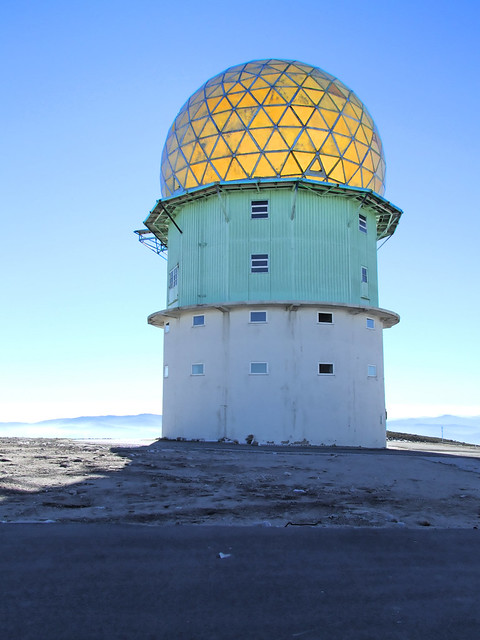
144;178;402;245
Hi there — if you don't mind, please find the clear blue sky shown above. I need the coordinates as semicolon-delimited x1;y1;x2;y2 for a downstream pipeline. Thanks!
1;0;479;422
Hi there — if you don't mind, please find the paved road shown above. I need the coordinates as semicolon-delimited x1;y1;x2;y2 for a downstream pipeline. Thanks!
1;524;479;639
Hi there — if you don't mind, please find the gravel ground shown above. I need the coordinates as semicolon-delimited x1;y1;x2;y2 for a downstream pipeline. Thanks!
1;437;480;528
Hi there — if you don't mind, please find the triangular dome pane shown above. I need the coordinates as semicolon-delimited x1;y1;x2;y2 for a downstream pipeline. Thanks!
211;156;232;179
236;132;259;155
252;154;276;177
227;157;248;180
282;152;302;176
250;127;273;149
238;152;261;175
267;150;290;173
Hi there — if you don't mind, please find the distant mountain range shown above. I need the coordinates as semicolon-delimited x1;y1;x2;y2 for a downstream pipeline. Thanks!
387;415;480;445
0;413;479;445
0;414;162;440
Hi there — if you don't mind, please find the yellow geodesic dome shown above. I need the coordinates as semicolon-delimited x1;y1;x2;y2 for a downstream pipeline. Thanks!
160;59;386;197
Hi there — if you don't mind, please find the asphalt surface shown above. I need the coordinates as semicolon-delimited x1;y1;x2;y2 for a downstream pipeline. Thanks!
1;524;480;639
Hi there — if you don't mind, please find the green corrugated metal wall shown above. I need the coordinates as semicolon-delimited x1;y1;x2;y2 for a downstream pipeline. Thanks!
165;190;379;308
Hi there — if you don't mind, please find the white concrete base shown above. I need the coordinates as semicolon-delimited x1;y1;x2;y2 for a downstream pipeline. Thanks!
151;303;399;448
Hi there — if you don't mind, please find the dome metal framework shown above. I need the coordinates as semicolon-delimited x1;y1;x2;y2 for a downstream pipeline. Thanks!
161;59;386;198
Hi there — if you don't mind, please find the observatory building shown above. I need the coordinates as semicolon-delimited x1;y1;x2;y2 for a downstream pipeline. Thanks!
138;59;402;447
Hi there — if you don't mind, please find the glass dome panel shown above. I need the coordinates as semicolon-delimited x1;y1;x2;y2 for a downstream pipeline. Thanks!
160;59;386;197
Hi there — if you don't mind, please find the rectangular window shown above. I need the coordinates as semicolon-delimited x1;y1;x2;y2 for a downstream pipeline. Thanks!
250;362;268;374
359;214;367;233
164;365;169;378
318;363;334;375
251;253;269;273
192;315;205;327
164;322;170;333
361;266;368;283
168;265;178;289
368;365;377;377
366;317;375;329
250;310;267;323
318;312;333;324
251;200;269;219
168;265;179;304
191;363;205;375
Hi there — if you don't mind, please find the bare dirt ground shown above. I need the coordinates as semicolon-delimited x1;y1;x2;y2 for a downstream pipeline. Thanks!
1;437;480;528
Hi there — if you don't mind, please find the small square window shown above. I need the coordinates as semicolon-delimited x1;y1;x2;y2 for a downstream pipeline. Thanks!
359;214;367;233
318;312;333;324
192;315;205;327
251;200;269;219
191;363;204;375
164;365;169;378
251;253;269;273
368;365;377;377
250;311;267;323
164;322;170;333
318;363;334;375
361;267;368;283
366;318;375;329
250;362;268;374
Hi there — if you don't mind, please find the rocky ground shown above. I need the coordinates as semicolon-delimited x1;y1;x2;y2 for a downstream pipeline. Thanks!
1;437;480;528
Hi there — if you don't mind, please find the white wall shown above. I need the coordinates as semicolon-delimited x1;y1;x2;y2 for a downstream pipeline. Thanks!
158;303;397;448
